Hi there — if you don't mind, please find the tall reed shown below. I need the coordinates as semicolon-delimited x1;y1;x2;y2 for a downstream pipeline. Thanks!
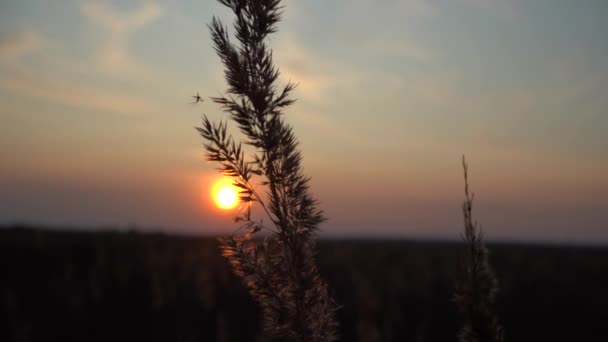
454;156;505;342
196;0;338;340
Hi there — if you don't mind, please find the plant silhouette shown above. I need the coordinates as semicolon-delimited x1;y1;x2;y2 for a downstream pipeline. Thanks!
196;0;338;341
454;156;505;342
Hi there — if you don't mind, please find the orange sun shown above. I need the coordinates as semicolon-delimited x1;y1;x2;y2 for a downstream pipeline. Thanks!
212;178;239;210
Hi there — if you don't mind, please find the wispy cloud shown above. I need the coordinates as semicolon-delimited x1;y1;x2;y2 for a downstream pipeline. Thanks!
458;0;521;17
275;34;368;102
396;0;435;16
81;1;161;32
275;39;335;101
81;1;162;78
0;70;157;116
0;31;41;60
363;37;433;63
0;27;156;116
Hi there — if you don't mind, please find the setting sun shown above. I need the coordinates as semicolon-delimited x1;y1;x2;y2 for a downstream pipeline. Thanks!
212;178;239;210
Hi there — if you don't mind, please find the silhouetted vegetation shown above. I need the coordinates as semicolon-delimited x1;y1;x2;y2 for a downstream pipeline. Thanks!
2;226;608;342
197;0;337;340
454;157;504;342
2;2;598;342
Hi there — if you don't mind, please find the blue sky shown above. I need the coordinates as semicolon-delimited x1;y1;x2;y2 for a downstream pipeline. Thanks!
1;0;607;243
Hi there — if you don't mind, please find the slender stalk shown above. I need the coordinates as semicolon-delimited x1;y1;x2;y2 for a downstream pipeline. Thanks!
196;1;338;340
454;156;505;342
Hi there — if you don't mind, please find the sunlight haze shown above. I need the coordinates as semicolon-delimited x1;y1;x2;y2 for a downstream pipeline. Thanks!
1;0;607;243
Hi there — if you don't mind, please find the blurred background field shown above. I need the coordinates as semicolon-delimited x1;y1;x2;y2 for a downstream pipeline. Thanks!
2;226;607;342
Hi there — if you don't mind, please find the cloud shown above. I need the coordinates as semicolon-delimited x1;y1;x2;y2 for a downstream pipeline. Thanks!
364;38;433;63
274;35;368;102
396;0;435;16
458;0;521;17
0;70;157;116
275;40;334;101
81;1;162;78
0;27;159;117
0;31;41;60
81;1;161;32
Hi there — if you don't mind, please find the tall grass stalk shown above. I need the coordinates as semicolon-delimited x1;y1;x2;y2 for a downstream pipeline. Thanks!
196;0;338;340
454;156;505;342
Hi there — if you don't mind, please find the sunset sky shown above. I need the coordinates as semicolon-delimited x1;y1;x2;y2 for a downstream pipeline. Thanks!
1;0;607;243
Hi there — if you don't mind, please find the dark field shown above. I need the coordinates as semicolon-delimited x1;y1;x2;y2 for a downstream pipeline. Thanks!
2;226;607;342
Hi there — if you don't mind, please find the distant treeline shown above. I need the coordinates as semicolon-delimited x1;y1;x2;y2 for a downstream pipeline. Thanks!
1;226;607;342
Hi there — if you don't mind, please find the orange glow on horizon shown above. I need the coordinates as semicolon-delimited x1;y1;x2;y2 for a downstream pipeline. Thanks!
211;178;239;210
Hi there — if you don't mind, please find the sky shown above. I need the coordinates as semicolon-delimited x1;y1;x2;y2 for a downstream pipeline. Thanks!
1;0;607;243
